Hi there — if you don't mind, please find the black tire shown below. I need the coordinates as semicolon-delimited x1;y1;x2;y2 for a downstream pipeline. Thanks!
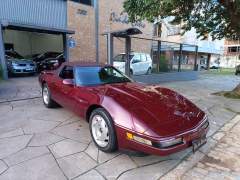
42;83;58;108
89;108;118;152
130;69;133;76
146;67;152;75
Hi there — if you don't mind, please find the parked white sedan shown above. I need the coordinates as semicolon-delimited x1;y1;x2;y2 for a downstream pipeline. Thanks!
113;52;152;75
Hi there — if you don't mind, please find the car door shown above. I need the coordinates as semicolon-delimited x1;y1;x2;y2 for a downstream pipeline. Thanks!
52;65;76;111
131;54;141;75
140;54;148;74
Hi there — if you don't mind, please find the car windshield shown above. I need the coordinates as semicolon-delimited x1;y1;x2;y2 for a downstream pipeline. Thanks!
75;66;132;86
113;54;134;62
5;51;24;59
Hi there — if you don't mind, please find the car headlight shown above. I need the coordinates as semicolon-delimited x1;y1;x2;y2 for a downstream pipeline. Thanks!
157;138;183;148
126;132;152;146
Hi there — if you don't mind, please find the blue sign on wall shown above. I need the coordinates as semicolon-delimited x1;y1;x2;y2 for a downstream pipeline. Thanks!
68;38;76;48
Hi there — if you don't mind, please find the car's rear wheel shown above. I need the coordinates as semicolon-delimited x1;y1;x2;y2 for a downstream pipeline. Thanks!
130;69;133;76
42;84;58;108
89;108;117;152
146;67;152;75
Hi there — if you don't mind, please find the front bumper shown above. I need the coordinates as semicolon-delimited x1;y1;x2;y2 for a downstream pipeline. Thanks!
9;66;36;74
116;120;209;156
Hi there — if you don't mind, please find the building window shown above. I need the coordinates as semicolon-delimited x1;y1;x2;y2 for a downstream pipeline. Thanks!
228;46;239;53
70;0;93;6
153;23;162;37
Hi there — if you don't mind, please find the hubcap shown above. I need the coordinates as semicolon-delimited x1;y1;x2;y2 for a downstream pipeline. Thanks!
43;87;49;105
91;115;109;147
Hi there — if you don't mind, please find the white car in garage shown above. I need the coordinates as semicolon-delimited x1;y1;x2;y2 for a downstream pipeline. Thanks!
113;52;152;75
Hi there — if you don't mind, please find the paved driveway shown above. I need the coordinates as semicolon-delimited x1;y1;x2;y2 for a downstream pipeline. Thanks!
0;74;239;180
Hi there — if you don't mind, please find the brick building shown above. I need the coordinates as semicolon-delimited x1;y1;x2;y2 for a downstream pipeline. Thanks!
0;0;154;79
0;0;225;79
67;0;153;63
222;38;240;68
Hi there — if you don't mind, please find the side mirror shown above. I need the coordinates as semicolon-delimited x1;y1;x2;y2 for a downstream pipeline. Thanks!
53;62;59;69
63;79;74;86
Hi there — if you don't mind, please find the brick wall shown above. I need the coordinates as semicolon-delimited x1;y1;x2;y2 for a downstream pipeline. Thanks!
67;1;96;61
67;0;153;63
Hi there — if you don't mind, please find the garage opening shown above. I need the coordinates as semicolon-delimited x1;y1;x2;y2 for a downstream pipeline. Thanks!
0;23;74;79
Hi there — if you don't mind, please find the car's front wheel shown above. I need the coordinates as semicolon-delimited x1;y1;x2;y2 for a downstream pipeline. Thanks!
89;108;117;152
42;84;58;108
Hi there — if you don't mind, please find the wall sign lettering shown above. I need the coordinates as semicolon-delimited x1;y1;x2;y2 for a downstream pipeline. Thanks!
77;9;87;16
110;12;146;28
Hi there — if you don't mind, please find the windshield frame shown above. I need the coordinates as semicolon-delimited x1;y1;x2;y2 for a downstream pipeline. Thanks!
74;65;133;87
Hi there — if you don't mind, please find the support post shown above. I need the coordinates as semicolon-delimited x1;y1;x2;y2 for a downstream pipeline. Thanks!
107;33;113;65
94;0;99;64
194;45;198;71
125;36;131;76
178;44;183;72
63;34;69;62
0;24;7;80
157;41;161;72
207;53;211;70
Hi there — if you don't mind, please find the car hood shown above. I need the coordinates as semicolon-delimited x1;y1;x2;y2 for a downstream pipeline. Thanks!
103;82;205;138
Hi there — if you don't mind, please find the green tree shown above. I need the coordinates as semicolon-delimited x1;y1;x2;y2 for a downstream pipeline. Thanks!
123;0;240;96
123;0;240;40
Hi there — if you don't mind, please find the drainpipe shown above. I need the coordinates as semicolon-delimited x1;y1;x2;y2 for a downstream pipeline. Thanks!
0;23;7;80
107;33;113;65
194;46;198;71
94;0;99;64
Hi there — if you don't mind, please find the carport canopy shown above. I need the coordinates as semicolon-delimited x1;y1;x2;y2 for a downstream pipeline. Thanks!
2;22;74;35
103;28;142;76
0;21;75;79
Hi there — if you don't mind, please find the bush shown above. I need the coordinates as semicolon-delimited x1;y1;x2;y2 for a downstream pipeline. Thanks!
159;55;169;72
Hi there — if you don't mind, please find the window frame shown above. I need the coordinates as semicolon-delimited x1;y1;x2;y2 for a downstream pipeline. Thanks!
59;65;74;80
70;0;94;6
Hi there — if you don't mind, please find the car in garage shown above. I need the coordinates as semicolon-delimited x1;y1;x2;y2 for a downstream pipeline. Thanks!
39;62;209;156
113;52;152;75
33;52;62;72
37;53;65;72
236;64;240;75
5;50;36;75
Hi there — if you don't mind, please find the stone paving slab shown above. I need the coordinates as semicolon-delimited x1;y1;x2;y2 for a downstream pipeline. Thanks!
96;154;137;180
22;119;60;134
0;128;24;139
0;135;32;159
0;160;7;175
51;121;92;144
28;132;65;147
118;160;180;180
74;169;105;180
0;154;66;180
3;146;49;166
57;152;97;179
49;139;88;158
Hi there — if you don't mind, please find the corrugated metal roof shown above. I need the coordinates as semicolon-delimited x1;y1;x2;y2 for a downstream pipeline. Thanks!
0;0;67;30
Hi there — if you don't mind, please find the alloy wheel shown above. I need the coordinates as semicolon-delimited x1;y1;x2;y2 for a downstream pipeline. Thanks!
91;115;109;147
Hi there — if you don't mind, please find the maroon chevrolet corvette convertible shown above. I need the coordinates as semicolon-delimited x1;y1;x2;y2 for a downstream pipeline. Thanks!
39;62;209;156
